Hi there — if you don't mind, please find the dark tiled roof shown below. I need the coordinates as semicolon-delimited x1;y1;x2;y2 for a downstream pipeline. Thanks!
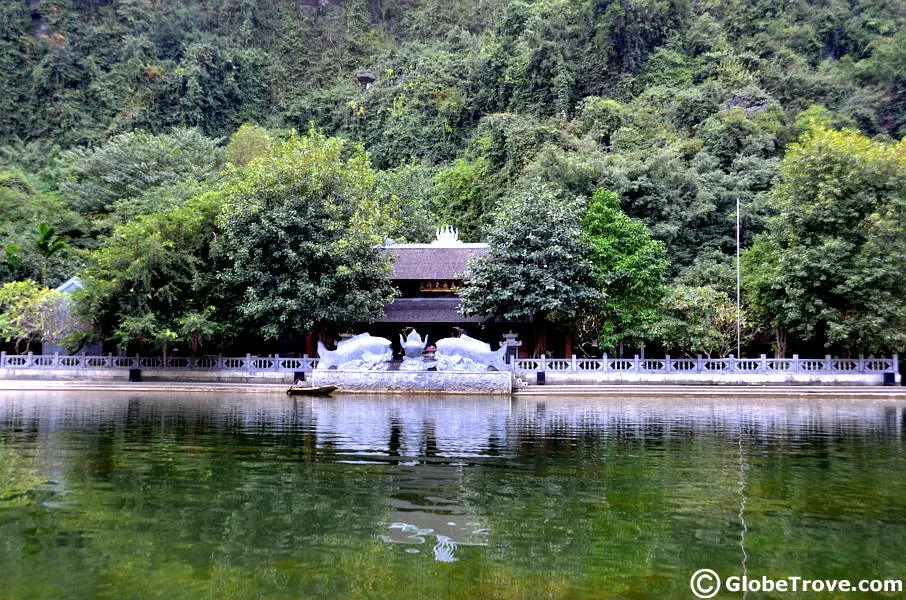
385;244;487;280
376;297;486;323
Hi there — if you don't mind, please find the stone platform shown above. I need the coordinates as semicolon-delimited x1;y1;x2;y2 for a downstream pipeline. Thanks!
311;370;512;394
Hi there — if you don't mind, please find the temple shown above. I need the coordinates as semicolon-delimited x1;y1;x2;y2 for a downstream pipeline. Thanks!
372;228;490;344
380;239;485;321
369;228;557;358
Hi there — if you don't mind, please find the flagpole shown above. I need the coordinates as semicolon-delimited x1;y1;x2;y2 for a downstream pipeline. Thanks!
736;196;741;358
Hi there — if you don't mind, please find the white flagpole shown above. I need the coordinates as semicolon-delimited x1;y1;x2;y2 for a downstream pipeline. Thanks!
737;196;741;358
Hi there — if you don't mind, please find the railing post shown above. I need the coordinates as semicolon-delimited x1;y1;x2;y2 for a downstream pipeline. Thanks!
893;354;899;375
246;353;252;371
602;352;608;372
1;351;5;368
825;354;833;372
696;354;703;373
665;354;672;373
571;354;577;372
633;354;640;372
792;354;800;373
760;354;767;373
728;354;736;372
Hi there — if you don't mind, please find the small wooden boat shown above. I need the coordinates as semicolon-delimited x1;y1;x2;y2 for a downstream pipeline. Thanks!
286;383;338;396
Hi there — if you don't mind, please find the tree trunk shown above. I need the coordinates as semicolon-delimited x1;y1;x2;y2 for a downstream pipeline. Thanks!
535;320;549;357
774;325;787;358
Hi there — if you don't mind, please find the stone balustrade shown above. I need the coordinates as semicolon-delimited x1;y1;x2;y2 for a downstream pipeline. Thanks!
0;352;899;386
0;352;319;372
512;354;899;375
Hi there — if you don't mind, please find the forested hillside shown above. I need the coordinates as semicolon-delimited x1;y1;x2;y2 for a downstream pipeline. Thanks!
0;0;904;357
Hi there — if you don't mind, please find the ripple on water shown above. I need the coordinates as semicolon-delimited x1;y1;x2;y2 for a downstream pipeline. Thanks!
1;391;905;598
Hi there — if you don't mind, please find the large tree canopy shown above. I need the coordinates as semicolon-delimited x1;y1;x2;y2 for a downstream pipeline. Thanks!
214;131;397;341
59;128;222;214
742;128;906;355
581;188;668;352
77;191;224;353
460;182;600;351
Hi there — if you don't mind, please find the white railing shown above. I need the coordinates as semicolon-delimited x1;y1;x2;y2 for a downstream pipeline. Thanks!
0;352;319;372
1;352;899;377
512;354;899;375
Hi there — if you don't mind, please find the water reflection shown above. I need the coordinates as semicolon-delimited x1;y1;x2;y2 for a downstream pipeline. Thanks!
3;393;903;455
1;391;905;599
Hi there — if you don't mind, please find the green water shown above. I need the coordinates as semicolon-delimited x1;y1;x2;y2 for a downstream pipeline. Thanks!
1;392;905;599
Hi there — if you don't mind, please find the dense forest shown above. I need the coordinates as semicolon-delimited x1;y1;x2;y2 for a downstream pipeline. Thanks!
0;0;903;357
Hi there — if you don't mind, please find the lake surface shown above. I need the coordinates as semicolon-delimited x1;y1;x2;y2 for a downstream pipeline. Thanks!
1;391;905;599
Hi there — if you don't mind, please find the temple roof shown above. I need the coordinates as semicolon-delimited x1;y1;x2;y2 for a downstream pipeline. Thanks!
376;297;485;323
384;244;488;280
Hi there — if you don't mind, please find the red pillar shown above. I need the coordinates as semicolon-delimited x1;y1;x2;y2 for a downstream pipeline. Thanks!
563;332;573;358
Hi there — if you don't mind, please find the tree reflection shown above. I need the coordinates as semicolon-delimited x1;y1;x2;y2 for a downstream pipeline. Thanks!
0;393;905;599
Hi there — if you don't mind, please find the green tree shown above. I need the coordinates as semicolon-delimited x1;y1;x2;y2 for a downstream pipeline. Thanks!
430;159;488;242
215;131;396;342
177;307;222;356
224;123;275;166
375;163;436;243
581;188;668;353
0;280;85;354
101;179;214;229
741;128;906;355
576;97;626;147
739;236;789;356
650;285;750;358
0;280;48;353
0;170;84;285
152;326;179;365
459;182;600;354
78;192;224;351
34;222;68;285
112;312;158;355
59;128;221;214
853;30;906;137
34;222;68;260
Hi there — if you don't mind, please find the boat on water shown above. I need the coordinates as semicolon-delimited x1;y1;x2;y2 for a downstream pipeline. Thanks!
286;384;338;396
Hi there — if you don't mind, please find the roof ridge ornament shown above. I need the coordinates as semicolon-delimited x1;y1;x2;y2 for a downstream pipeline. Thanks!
431;225;463;246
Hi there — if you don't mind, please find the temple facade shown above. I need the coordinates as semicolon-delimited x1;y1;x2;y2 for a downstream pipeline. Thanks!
378;241;487;326
369;228;555;358
370;228;492;348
